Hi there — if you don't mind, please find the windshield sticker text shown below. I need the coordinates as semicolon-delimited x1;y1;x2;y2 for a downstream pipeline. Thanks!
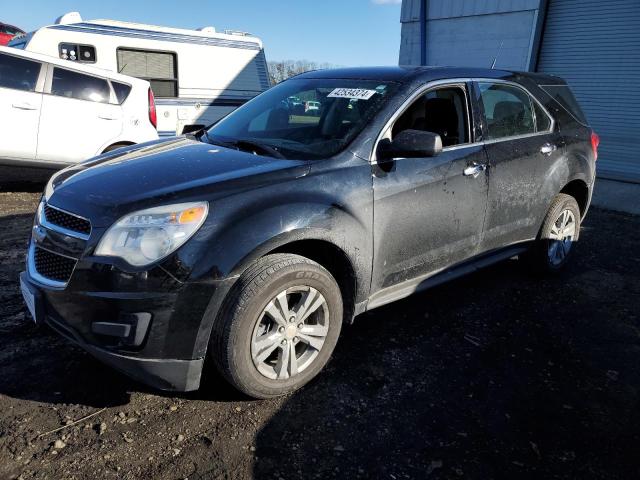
327;88;377;100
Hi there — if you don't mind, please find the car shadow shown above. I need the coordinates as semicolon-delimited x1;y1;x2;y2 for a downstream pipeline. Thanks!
252;227;640;479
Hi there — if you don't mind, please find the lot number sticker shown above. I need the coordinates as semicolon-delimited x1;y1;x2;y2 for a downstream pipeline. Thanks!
327;88;377;100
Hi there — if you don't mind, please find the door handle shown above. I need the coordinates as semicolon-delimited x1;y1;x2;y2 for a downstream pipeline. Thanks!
12;102;38;111
98;114;119;120
463;163;486;178
540;143;557;155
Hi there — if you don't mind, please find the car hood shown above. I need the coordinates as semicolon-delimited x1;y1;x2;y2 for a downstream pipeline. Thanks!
46;137;310;227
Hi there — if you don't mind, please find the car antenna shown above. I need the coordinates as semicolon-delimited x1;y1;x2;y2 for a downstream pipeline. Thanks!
490;41;504;69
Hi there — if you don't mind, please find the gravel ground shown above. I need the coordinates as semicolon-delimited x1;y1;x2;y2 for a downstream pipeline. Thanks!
1;187;639;480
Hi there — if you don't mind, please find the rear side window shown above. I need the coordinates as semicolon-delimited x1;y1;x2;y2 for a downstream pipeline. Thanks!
111;81;132;104
117;48;177;98
540;85;588;125
533;101;552;132
0;53;40;92
51;67;110;103
478;83;535;140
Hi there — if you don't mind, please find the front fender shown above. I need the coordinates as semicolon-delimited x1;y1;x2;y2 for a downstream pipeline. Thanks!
187;200;372;359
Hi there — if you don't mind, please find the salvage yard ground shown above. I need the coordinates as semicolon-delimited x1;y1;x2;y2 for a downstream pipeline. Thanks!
1;187;639;479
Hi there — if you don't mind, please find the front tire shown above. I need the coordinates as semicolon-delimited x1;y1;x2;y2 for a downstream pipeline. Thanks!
210;254;343;399
524;193;581;273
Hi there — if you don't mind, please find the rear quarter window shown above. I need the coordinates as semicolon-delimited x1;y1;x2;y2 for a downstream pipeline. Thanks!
111;81;132;104
540;85;588;125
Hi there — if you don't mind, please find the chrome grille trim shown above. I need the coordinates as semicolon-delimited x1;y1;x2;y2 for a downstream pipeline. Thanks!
38;202;91;240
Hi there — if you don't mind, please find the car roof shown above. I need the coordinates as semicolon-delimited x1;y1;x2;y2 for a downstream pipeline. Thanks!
1;22;22;30
295;65;563;85
0;45;149;86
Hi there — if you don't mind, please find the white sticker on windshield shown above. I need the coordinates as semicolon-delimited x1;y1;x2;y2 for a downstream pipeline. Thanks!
327;88;377;100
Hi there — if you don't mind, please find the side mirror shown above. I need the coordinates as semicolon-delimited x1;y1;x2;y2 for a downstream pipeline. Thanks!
378;129;443;161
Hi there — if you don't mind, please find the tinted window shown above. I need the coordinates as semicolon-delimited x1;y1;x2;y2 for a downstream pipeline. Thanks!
479;83;535;140
51;68;110;103
1;24;22;35
393;86;469;147
208;78;397;160
0;53;40;92
540;85;588;125
533;100;552;132
112;81;132;104
117;49;177;98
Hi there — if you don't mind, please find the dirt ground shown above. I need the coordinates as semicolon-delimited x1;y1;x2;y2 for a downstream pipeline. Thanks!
0;187;639;480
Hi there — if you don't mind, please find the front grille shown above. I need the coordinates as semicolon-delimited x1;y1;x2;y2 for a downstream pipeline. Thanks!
44;204;91;236
33;246;77;283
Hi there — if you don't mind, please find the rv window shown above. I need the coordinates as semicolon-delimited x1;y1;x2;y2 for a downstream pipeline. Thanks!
112;81;132;104
51;67;110;103
59;43;97;63
0;53;40;92
117;48;177;98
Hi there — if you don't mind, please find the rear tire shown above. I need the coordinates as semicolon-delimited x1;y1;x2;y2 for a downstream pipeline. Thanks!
523;193;581;273
210;254;343;399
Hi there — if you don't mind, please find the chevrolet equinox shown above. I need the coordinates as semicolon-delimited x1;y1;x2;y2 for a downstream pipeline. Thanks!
20;67;598;398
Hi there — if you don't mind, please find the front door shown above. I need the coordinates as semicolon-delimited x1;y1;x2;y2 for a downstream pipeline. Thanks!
371;84;489;300
37;66;122;163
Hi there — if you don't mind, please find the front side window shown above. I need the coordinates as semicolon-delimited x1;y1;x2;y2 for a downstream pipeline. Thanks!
51;67;110;103
478;83;535;140
206;78;398;160
0;52;40;92
117;48;177;98
392;86;470;147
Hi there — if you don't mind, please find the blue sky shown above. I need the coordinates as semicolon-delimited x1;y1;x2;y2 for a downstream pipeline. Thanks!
4;0;403;66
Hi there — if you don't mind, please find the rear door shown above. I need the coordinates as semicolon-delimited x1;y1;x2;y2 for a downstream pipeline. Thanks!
37;66;122;162
0;52;43;160
474;80;562;252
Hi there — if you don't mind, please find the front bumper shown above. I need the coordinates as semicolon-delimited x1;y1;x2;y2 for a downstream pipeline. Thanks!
21;270;210;391
21;200;238;392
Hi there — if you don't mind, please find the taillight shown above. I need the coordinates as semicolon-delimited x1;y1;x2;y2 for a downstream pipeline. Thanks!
148;88;157;129
590;131;600;161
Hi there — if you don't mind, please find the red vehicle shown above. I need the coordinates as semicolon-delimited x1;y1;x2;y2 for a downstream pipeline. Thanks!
0;22;24;46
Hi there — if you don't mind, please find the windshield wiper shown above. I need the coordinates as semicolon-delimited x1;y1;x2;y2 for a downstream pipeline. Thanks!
200;134;287;159
233;140;287;159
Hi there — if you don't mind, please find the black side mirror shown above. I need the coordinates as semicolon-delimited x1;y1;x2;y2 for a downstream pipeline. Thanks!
378;129;443;161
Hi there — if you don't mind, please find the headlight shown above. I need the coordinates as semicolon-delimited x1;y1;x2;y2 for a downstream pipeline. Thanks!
95;202;208;266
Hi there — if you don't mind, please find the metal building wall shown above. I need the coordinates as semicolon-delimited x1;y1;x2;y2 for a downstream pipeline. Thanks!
536;0;640;182
399;0;543;70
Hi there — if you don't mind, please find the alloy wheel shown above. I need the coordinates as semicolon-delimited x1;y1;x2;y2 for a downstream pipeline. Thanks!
547;209;577;266
250;286;329;380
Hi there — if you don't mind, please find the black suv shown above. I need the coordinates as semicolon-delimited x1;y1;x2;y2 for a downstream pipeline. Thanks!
20;67;598;398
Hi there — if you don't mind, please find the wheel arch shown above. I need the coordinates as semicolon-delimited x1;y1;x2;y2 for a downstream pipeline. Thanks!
102;141;136;154
560;178;590;219
268;239;358;324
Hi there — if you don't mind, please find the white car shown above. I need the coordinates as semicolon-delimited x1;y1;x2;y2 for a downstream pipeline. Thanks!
0;45;158;171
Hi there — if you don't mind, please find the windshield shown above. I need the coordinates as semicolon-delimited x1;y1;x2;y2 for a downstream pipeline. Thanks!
205;78;398;160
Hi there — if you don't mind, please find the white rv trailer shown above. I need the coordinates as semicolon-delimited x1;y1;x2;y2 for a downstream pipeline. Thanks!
10;12;270;137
